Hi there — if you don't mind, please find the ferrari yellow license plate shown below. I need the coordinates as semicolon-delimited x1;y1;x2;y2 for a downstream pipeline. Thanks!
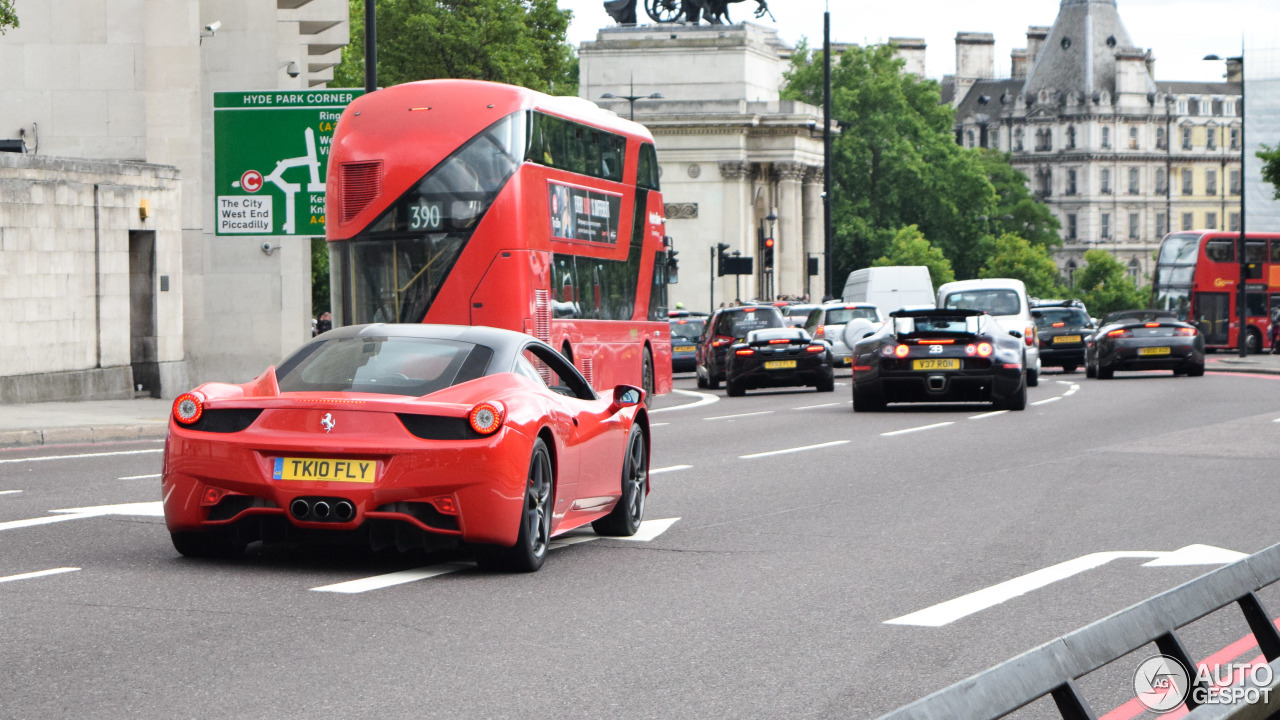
912;359;960;371
272;457;375;483
1139;347;1171;356
675;345;696;352
764;360;797;369
1054;335;1082;344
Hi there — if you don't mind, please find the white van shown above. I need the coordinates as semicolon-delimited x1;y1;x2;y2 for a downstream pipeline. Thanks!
935;278;1041;386
841;266;935;315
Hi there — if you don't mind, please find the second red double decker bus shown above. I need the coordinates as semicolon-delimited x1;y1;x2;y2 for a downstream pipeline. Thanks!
325;80;674;400
1152;230;1280;353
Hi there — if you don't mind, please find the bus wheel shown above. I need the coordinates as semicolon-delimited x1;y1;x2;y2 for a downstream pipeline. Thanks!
1247;329;1262;355
642;348;655;407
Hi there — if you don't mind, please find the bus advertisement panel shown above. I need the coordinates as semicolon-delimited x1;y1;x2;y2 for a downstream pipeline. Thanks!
1152;231;1280;353
324;80;674;401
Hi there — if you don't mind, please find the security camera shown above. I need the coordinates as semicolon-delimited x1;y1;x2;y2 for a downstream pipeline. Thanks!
204;21;221;34
261;241;273;252
286;61;300;79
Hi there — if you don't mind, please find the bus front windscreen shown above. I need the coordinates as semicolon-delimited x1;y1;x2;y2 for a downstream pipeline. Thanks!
337;112;528;324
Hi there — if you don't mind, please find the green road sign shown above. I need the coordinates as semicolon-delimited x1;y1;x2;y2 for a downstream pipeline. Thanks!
213;90;364;236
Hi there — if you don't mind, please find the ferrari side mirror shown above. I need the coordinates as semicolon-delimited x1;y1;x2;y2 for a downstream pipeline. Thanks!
611;385;643;411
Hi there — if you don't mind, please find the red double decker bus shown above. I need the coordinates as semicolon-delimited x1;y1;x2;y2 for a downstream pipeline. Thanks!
325;80;674;400
1152;231;1280;352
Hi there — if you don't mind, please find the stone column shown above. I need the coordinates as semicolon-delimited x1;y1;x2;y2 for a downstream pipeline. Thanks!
802;166;824;301
719;160;752;305
773;161;806;299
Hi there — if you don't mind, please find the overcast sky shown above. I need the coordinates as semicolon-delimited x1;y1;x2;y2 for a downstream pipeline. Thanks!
558;0;1280;83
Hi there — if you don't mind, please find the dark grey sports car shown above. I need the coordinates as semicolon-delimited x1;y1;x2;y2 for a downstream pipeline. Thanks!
1085;310;1205;379
850;308;1028;411
724;327;834;396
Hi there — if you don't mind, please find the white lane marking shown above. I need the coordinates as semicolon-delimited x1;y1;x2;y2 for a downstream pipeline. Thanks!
881;422;954;437
0;449;163;465
794;402;841;410
0;567;80;585
312;562;475;593
118;474;161;480
651;388;719;415
312;519;681;593
650;422;670;427
835;382;847;387
0;490;22;496
704;411;773;421
650;465;691;475
1031;397;1062;406
609;516;680;542
0;501;164;533
1056;380;1074;386
969;410;1008;420
740;440;850;459
886;545;1247;627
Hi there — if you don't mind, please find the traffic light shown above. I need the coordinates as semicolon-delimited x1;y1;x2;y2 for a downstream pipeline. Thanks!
716;242;731;277
763;236;775;272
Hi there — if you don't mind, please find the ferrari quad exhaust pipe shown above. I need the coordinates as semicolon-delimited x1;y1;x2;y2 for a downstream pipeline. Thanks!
311;501;331;519
334;500;355;522
290;498;310;519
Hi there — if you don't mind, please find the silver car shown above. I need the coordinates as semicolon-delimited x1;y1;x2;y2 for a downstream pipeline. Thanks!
803;303;884;368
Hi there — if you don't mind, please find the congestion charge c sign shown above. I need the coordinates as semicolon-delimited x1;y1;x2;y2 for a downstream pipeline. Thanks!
240;169;264;193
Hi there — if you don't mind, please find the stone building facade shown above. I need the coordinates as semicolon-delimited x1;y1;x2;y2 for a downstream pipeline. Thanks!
947;0;1241;283
579;23;827;310
0;0;349;401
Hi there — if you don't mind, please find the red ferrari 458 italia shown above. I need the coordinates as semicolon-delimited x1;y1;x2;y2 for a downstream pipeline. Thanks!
161;324;651;572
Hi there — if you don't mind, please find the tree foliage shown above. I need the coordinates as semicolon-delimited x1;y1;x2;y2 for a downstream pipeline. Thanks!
1259;144;1280;201
871;225;956;289
973;150;1061;249
333;0;578;95
978;233;1064;299
0;0;17;34
1069;249;1150;316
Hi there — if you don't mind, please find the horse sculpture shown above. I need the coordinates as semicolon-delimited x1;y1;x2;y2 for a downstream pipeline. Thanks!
605;0;772;26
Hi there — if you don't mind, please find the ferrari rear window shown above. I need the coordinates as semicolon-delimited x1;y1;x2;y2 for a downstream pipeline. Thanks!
276;337;493;396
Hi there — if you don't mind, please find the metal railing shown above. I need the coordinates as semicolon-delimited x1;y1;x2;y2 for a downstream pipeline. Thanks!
877;541;1280;720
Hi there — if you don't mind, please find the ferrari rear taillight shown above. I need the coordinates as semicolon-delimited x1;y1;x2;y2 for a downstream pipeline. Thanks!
468;401;505;435
977;343;994;357
173;392;204;425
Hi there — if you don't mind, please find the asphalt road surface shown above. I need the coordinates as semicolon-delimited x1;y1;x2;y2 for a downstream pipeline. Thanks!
3;368;1280;719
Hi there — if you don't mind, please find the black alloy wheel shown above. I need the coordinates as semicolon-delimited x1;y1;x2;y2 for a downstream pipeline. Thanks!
593;426;648;536
997;373;1027;411
476;438;554;572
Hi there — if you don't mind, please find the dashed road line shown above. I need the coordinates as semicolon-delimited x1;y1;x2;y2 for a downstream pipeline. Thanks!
705;411;774;421
881;422;954;437
0;568;79;585
969;410;1008;420
740;440;850;459
0;490;22;496
1031;396;1063;406
794;402;841;410
0;449;163;465
118;474;161;480
651;465;691;475
650;422;670;427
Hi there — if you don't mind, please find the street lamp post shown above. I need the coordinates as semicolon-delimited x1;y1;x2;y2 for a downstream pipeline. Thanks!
1205;51;1247;357
822;1;833;300
601;76;664;122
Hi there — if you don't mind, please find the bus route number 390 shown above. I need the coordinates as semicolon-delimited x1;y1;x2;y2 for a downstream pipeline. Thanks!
408;200;443;231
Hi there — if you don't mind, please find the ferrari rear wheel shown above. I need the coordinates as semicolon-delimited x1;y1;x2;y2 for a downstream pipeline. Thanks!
170;530;246;559
475;438;554;572
593;425;648;537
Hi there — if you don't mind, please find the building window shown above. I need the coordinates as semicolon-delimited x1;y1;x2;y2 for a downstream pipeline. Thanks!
1101;127;1111;149
1182;169;1194;195
1067;169;1078;195
1156;212;1167;237
966;129;975;148
1129;127;1139;150
1036;128;1053;152
1156;127;1167;150
1156;168;1167;194
1099;168;1110;194
1128;167;1140;195
1207;211;1218;230
1206;169;1217;196
1177;99;1188;115
1128;257;1141;280
1231;126;1241;150
1230;169;1241;195
1181;126;1193;150
1066;125;1076;149
1067;214;1078;240
1225;99;1237;116
1230;212;1241;232
1014;128;1024;152
991;128;1000;149
1182;212;1194;231
1037;167;1052;198
1102;213;1111;239
1129;212;1140;240
1206;125;1217;151
1066;259;1078;287
1200;99;1212;115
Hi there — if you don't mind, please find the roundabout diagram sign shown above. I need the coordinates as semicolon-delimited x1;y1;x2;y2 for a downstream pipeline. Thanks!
213;90;364;236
